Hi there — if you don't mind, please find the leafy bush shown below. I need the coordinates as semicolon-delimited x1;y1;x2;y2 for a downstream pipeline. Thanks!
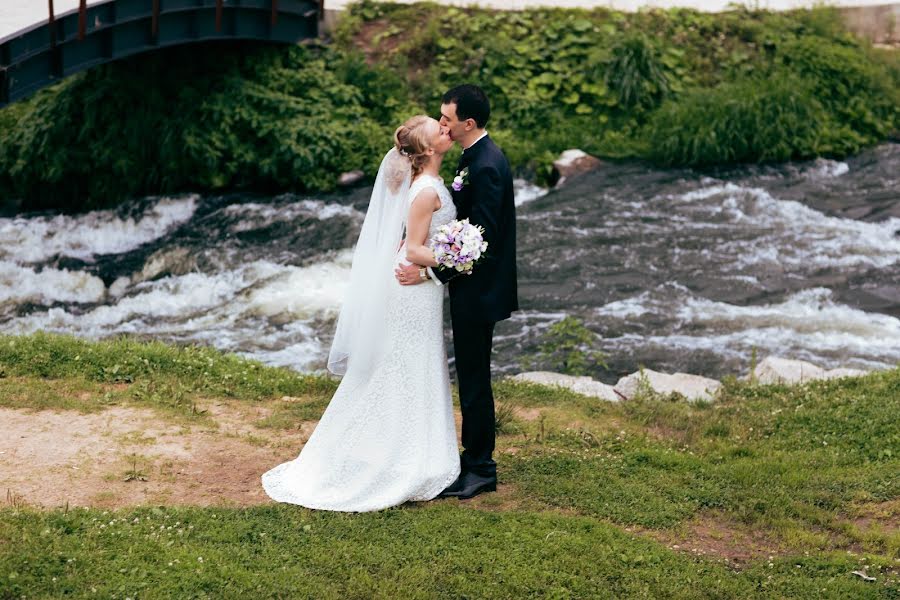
0;44;400;211
777;36;899;143
647;75;830;166
647;35;899;166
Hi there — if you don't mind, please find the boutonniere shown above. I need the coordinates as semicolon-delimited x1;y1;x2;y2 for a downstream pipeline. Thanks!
451;167;469;192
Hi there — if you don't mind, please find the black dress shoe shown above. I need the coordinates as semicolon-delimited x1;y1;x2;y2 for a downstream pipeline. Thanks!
436;473;466;498
441;471;497;500
457;476;497;500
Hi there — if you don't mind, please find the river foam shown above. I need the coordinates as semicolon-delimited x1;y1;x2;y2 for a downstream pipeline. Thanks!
0;261;106;306
0;195;198;264
594;285;900;370
3;250;353;369
670;182;900;270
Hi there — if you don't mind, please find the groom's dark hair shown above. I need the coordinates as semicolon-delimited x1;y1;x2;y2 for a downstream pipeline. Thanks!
442;84;490;128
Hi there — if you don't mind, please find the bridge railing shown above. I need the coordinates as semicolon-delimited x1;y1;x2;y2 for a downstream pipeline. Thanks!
1;0;323;107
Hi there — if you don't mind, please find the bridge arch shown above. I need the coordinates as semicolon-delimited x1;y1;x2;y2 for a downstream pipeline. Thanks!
0;0;322;107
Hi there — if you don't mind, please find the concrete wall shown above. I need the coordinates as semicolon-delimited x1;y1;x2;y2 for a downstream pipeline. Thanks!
839;4;899;45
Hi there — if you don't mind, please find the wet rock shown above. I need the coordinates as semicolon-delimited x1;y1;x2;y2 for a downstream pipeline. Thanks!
551;149;603;188
108;276;131;298
137;246;197;282
614;369;722;402
512;371;620;402
338;170;365;187
751;357;824;385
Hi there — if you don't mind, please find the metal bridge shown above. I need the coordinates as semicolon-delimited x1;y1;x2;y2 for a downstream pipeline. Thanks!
0;0;323;107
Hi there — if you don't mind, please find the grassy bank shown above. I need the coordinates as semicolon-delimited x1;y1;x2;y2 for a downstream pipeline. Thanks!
0;3;898;212
0;334;897;597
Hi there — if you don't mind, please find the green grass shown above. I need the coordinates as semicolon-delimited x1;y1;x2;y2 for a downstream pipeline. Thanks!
1;504;894;599
0;332;338;417
499;375;899;554
0;334;897;598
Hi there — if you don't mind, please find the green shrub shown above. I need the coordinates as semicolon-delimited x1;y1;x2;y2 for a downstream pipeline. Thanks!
777;36;899;143
0;44;398;211
647;75;830;166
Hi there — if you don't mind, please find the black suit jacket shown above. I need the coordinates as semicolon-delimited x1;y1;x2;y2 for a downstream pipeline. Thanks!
435;135;518;323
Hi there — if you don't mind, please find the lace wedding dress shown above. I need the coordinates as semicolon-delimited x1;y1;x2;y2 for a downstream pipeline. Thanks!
262;174;460;512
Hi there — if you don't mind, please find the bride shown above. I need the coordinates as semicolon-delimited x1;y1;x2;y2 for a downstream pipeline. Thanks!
261;115;460;512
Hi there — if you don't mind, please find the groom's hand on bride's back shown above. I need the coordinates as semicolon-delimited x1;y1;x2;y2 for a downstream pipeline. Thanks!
395;263;425;286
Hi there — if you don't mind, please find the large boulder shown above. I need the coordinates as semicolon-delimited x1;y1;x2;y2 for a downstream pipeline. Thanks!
337;170;365;187
551;149;602;188
614;369;722;402
512;371;620;402
751;357;825;385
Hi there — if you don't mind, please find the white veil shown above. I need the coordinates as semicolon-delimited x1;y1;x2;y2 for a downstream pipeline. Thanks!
327;148;412;376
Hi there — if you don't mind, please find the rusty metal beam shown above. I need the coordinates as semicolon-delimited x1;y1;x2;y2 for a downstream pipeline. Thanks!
48;0;57;48
48;0;62;78
78;0;87;41
216;0;223;33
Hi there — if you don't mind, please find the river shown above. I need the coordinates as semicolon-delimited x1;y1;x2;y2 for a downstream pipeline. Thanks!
2;143;898;382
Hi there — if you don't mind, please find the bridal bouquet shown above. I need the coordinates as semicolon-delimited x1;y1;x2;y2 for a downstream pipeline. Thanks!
430;219;488;273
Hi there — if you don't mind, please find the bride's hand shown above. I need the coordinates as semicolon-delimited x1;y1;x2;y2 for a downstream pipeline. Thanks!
395;263;425;286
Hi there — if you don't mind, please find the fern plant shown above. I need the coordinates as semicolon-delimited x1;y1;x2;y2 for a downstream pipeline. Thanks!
604;33;671;111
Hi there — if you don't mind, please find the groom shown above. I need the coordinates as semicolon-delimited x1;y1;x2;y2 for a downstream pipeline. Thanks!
395;84;518;500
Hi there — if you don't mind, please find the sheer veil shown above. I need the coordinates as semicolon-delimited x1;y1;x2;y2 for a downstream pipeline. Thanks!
327;148;412;376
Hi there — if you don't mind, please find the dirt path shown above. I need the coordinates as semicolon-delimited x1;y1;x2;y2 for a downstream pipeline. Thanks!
0;401;314;509
5;400;894;570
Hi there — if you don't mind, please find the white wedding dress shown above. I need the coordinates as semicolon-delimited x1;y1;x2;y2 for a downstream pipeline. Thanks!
262;174;460;512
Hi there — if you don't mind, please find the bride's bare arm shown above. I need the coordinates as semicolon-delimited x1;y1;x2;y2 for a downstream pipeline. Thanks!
405;188;441;267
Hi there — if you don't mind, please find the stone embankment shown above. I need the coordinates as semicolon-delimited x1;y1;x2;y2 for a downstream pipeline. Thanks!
513;356;871;402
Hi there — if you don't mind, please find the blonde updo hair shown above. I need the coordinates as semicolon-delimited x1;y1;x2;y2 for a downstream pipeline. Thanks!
394;115;434;179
